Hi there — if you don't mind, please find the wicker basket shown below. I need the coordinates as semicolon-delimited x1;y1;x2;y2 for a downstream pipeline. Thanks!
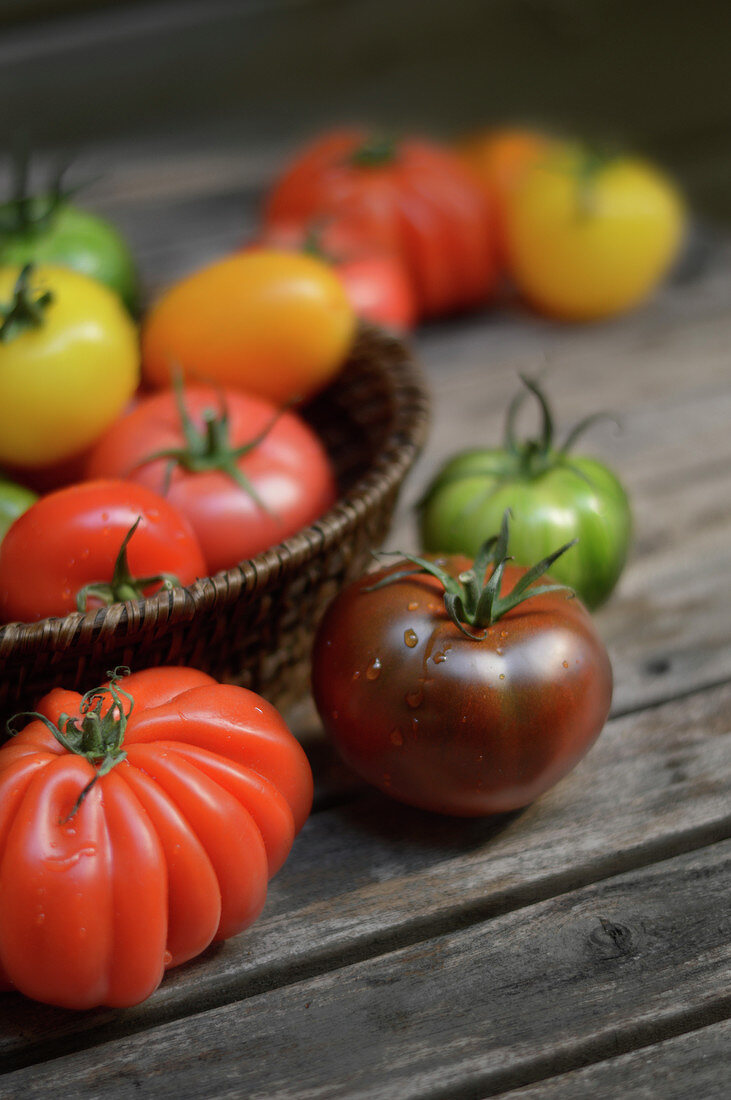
0;325;429;735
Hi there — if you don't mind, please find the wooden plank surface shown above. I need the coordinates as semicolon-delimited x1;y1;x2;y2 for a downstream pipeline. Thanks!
0;151;729;1093
3;841;729;1098
494;1019;731;1099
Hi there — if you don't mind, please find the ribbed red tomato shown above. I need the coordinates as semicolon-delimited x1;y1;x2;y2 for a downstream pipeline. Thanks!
265;129;497;319
85;385;337;574
0;666;313;1009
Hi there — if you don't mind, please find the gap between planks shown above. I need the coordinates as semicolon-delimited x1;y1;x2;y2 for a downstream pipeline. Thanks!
2;839;729;1099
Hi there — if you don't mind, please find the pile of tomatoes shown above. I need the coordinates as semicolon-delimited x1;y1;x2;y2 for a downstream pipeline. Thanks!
0;124;652;1015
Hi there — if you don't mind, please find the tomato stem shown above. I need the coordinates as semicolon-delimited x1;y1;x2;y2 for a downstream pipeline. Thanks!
75;517;182;611
0;263;53;343
6;668;134;820
349;134;398;169
368;509;576;634
139;373;286;515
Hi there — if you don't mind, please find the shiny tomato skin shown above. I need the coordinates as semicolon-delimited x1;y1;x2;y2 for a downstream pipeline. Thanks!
141;250;356;404
0;479;206;623
84;386;337;574
312;560;612;816
265;129;497;319
420;452;631;610
0;265;139;469
0;667;313;1009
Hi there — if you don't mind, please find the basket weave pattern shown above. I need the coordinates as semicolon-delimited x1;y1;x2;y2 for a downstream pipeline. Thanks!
0;326;429;735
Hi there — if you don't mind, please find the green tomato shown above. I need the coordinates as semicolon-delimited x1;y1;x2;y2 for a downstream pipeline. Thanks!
419;378;632;609
0;476;37;541
0;197;139;314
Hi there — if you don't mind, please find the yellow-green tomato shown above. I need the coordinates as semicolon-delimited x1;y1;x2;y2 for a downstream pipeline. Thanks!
0;265;139;468
504;147;686;320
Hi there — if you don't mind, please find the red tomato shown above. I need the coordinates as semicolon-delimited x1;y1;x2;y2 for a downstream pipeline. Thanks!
312;523;612;816
265;129;497;319
0;666;313;1008
0;479;206;623
84;385;337;575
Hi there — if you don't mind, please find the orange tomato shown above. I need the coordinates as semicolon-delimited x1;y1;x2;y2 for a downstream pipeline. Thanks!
142;251;356;404
458;129;555;266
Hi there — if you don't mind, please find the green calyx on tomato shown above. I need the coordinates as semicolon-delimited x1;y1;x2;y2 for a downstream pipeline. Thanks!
75;517;182;611
349;134;398;168
370;509;575;638
0;264;53;343
419;376;631;609
0;153;139;314
143;376;284;513
9;668;133;820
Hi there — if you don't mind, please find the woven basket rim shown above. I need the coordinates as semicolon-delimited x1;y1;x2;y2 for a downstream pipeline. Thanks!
0;325;429;657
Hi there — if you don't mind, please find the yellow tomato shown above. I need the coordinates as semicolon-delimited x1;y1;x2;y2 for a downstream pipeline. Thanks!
142;250;357;404
0;265;139;468
504;148;686;320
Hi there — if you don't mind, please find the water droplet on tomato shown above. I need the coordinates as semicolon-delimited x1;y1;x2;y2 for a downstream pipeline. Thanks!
411;718;419;735
352;670;361;680
390;728;404;746
366;658;382;680
499;673;505;680
405;687;423;708
408;601;419;611
433;652;447;664
562;660;569;668
404;629;418;648
164;950;173;967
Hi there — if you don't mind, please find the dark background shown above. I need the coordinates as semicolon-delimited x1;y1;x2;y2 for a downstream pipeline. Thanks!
0;0;729;221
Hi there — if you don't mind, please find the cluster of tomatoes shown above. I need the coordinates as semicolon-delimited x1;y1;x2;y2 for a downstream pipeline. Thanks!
259;125;686;327
0;125;648;1014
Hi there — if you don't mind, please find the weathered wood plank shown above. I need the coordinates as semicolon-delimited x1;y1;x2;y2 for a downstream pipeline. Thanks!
2;841;729;1099
492;1018;731;1099
1;681;728;1072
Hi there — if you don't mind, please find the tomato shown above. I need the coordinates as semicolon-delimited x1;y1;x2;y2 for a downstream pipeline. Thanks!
503;144;686;319
419;376;628;602
312;515;612;816
254;218;417;333
0;160;139;312
0;475;37;542
457;128;556;268
0;666;313;1008
141;250;356;404
0;265;139;469
84;384;337;574
265;129;497;319
0;479;206;623
419;377;631;609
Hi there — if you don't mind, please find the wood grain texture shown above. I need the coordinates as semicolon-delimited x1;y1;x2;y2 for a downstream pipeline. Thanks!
1;681;728;1073
493;1018;731;1099
2;841;729;1099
